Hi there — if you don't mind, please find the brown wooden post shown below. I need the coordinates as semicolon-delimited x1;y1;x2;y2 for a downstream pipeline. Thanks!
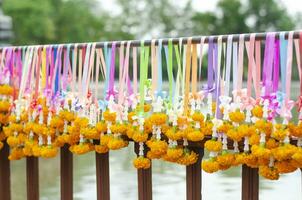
135;143;152;200
95;152;110;200
60;144;73;200
186;147;204;200
241;165;259;200
26;157;39;200
0;142;11;200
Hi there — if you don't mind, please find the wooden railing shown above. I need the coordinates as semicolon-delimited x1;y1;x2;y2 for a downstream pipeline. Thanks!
0;140;259;200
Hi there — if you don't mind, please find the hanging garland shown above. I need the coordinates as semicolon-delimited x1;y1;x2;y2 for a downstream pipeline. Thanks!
0;31;302;180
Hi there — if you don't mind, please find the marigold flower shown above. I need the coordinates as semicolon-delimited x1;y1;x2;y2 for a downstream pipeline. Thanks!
69;143;93;155
132;131;148;142
149;113;167;125
202;159;220;173
272;144;297;161
177;150;198;165
7;136;20;147
8;147;24;160
216;152;235;170
95;144;109;154
133;156;151;169
252;105;263;118
259;166;279;180
249;133;260;146
103;110;116;122
204;140;222;152
229;110;245;123
191;112;204;123
0;85;13;96
227;129;242;142
146;140;168;157
96;121;107;133
255;120;272;136
107;137;128;150
201;123;213;136
0;101;10;112
217;123;232;133
110;123;128;135
165;127;182;141
251;145;271;160
265;138;279;149
41;146;58;158
292;149;302;167
187;130;204;142
164;147;183;162
275;160;297;174
81;127;98;139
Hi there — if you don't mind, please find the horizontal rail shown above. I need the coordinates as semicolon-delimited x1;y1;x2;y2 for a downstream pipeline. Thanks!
0;30;300;50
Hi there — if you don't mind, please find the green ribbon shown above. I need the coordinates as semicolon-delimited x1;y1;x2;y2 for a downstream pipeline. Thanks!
139;41;150;114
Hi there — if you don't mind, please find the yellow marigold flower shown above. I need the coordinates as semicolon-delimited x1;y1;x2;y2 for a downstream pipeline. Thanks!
192;112;204;123
132;131;148;142
251;145;271;160
165;127;183;141
288;123;302;138
127;112;136;123
187;130;204;142
50;116;64;129
227;129;242;142
146;140;168;157
149;113;167;126
41;146;58;158
265;138;279;149
255;120;272;136
243;153;258;168
143;119;153;134
233;153;244;166
33;124;48;136
107;137;128;150
202;159;220;173
237;124;250;137
103;110;116;122
23;140;36;156
259;166;279;180
133;156;151;169
217;123;232;133
74;117;89;128
69;143;93;155
59;110;75;122
201;123;213;136
0;100;10;112
176;149;198;165
147;151;162;159
164;147;183;162
177;116;188;127
7;136;20;147
204;140;222;152
0;113;8;124
272;125;288;141
100;134;111;146
8;147;24;160
216;152;235;170
272;144;297;161
95;144;109;154
96;122;107;133
292;149;302;167
275;160;297;174
81;127;98;140
32;145;42;157
161;124;170;134
249;133;260;146
229;110;245;123
110;123;128;135
252;105;263;118
0;85;13;96
0;141;3;150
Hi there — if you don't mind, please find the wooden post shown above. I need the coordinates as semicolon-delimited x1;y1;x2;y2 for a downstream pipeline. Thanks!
0;142;11;200
26;157;39;200
60;144;73;200
95;152;110;200
135;143;152;200
186;147;204;200
241;165;259;200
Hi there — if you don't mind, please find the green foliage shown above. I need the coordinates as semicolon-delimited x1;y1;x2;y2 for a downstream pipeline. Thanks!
2;0;298;45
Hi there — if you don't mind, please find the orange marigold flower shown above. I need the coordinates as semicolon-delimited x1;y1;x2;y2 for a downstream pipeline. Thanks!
133;156;151;169
229;110;245;123
204;140;222;152
202;159;220;173
259;166;279;180
252;105;263;118
187;130;204;142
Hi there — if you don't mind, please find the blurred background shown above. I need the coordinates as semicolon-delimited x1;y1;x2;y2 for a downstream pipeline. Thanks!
1;0;302;200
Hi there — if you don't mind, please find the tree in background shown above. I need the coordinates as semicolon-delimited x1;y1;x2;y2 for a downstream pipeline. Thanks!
2;0;298;45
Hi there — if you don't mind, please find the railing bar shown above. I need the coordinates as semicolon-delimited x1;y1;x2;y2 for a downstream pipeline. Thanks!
96;152;110;200
0;142;11;200
26;157;39;200
60;144;73;200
